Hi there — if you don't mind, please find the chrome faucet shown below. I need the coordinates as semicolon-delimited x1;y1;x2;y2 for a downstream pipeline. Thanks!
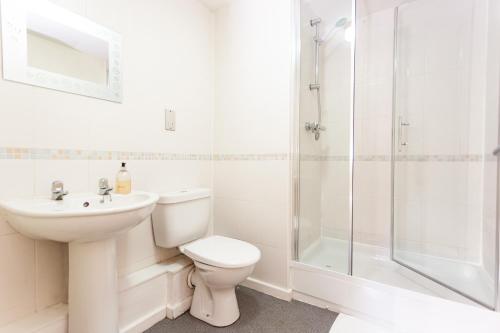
51;180;68;201
98;178;113;203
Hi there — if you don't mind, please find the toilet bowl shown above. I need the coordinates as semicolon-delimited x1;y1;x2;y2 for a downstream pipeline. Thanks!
181;236;260;326
151;189;261;327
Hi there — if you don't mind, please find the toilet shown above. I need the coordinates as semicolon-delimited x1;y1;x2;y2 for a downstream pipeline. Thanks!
152;188;261;327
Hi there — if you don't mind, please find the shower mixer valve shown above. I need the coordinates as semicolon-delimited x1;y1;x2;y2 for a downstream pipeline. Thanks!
305;121;326;140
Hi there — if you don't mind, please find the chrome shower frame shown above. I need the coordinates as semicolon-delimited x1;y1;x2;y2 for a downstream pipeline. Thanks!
291;0;356;275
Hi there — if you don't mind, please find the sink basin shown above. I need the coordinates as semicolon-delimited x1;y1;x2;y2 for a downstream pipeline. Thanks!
0;191;159;242
0;191;159;333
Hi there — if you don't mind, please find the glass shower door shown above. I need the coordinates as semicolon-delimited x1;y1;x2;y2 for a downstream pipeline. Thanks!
392;0;498;308
296;0;355;275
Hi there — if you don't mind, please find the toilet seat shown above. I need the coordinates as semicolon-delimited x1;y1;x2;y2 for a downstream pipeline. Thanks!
179;235;260;269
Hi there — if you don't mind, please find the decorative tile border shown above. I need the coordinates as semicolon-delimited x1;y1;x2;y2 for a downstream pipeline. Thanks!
396;154;497;162
213;153;289;161
0;147;213;161
299;154;497;162
0;147;288;161
0;147;495;162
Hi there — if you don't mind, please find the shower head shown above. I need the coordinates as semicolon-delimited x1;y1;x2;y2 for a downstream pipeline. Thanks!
321;17;352;43
335;17;349;28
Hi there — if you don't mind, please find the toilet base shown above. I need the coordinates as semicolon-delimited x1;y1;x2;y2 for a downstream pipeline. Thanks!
188;262;254;327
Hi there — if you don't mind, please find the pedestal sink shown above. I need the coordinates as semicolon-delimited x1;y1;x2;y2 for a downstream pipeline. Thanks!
0;192;159;333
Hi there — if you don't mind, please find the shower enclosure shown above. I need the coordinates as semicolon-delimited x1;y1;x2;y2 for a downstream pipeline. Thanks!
294;0;500;310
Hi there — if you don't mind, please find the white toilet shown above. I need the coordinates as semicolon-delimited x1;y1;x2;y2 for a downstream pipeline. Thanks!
152;188;261;327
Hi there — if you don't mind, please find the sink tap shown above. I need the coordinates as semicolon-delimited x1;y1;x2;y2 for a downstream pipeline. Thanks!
98;178;113;203
51;180;68;201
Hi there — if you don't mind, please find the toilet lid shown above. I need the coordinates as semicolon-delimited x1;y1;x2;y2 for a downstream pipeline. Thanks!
179;236;261;268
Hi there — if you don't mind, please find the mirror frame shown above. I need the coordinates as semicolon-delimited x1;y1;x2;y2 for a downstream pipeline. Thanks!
0;0;122;102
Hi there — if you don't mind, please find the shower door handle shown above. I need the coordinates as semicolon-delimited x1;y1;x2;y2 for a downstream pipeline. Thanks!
398;117;410;151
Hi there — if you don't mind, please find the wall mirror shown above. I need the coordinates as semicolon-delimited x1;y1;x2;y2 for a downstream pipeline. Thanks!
1;0;122;102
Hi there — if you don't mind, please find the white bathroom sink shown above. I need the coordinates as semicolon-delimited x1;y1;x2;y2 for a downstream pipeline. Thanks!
0;191;159;242
0;191;159;333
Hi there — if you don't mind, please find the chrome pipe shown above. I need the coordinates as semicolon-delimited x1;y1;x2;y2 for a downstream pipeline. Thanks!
305;17;325;141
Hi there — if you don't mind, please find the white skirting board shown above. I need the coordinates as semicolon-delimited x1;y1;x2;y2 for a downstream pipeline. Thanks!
0;304;68;333
240;277;293;302
0;255;194;333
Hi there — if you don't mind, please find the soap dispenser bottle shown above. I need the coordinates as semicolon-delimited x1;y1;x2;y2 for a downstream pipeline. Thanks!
116;162;131;194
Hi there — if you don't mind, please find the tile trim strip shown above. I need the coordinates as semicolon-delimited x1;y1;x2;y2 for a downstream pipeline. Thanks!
0;147;289;161
213;153;289;161
299;154;496;162
0;147;213;161
0;148;494;162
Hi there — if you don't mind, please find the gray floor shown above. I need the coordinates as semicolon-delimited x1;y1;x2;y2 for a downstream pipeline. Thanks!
146;286;337;333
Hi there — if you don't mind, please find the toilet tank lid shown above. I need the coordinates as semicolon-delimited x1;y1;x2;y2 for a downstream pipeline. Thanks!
158;188;211;204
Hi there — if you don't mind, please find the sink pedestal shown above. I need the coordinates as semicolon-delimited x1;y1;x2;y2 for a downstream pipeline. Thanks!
69;238;118;333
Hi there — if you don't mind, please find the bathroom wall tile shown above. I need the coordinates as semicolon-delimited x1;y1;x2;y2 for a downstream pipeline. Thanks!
214;161;289;205
366;8;394;84
320;161;351;240
213;199;244;241
0;234;36;326
299;161;322;251
393;199;422;248
0;160;35;236
422;70;468;155
420;162;468;205
0;82;36;148
214;112;290;155
214;0;291;155
32;90;91;150
420;200;468;249
213;0;292;290
0;160;35;198
424;4;472;73
214;198;288;250
35;241;68;311
147;160;213;193
34;160;90;196
250;244;288;288
353;161;391;247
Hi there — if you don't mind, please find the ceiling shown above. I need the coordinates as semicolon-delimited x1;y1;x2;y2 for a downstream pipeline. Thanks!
199;0;233;11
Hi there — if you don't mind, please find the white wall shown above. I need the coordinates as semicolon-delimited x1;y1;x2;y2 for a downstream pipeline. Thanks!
0;0;214;326
212;0;292;289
